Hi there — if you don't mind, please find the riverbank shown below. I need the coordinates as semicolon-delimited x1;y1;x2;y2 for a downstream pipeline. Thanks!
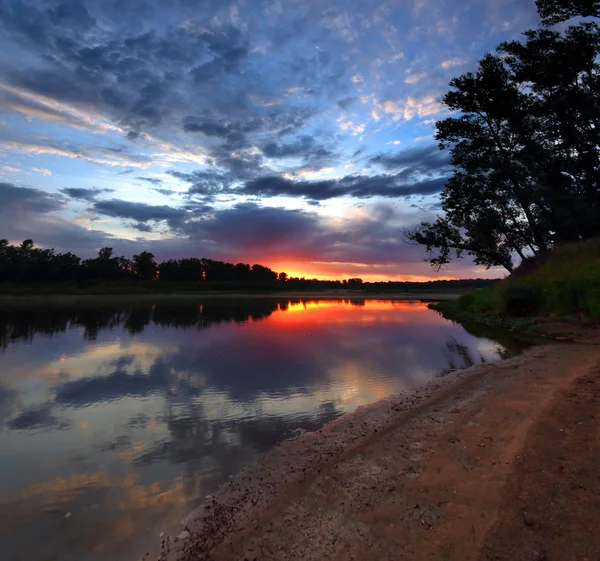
158;336;600;561
0;291;462;308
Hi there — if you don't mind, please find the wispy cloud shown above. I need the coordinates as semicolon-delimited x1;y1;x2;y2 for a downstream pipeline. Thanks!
0;84;122;135
405;71;429;84
32;167;52;176
1;141;152;169
441;57;467;69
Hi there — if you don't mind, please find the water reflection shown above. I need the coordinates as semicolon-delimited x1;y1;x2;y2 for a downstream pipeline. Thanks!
0;299;529;561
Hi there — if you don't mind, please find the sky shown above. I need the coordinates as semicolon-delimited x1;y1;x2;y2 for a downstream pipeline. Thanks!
0;0;541;281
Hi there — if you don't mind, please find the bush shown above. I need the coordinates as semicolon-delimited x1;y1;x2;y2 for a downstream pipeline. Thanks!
448;238;600;320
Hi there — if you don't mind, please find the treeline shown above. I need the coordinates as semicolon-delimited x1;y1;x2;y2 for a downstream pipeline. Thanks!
0;239;290;285
409;0;600;272
0;239;496;292
0;239;369;288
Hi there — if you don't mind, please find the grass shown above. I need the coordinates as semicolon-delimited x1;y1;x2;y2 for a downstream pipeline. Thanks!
431;238;600;327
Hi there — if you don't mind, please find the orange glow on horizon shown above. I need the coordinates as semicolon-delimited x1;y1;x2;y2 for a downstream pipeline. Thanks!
266;260;496;282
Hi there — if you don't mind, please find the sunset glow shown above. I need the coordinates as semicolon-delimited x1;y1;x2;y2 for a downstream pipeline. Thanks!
0;0;538;279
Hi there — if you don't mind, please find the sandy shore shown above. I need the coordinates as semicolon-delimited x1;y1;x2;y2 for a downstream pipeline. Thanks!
157;336;600;561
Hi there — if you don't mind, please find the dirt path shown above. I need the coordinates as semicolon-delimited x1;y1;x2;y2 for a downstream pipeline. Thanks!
159;343;600;561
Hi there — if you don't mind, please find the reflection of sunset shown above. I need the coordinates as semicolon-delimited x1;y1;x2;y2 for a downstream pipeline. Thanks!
272;299;445;326
0;298;512;561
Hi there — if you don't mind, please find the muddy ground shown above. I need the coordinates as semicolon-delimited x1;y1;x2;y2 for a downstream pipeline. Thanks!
158;337;600;561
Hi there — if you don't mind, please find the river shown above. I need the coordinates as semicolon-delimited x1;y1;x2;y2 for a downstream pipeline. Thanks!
0;298;526;561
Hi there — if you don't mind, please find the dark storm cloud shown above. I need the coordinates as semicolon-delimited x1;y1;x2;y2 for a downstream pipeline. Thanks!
0;182;64;213
61;187;114;201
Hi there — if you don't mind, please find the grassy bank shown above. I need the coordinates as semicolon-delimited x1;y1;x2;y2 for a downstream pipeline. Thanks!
431;238;600;329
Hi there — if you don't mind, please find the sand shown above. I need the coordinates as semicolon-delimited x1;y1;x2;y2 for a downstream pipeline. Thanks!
156;336;600;561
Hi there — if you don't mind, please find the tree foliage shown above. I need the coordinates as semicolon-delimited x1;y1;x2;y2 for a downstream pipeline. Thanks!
536;0;599;26
0;241;286;285
409;15;600;272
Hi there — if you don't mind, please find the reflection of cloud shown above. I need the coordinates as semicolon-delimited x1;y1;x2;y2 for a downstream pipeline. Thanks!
0;468;190;558
37;342;169;382
0;384;17;426
7;404;71;431
0;299;521;560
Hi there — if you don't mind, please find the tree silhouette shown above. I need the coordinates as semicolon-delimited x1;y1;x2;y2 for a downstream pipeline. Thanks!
536;0;600;26
132;251;157;281
409;17;600;271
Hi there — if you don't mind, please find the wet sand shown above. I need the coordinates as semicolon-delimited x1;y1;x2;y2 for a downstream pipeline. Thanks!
158;337;600;561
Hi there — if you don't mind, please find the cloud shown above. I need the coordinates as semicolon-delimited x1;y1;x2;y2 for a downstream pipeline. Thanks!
133;222;154;233
370;143;450;173
1;140;152;168
0;82;122;134
91;199;197;229
377;95;445;122
137;176;163;185
405;71;429;84
0;182;64;213
0;384;17;426
61;187;114;202
239;173;447;201
31;167;52;176
0;0;536;280
261;136;332;160
7;404;70;431
441;58;467;69
170;144;450;202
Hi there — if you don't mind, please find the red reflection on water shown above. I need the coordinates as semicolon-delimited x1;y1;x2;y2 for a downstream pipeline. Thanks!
268;299;447;327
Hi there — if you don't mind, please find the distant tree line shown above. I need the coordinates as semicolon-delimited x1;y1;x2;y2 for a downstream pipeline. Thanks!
0;239;496;291
408;0;600;272
0;238;364;287
0;239;284;285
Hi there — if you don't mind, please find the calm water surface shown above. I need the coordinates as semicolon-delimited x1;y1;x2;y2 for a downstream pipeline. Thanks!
0;298;524;561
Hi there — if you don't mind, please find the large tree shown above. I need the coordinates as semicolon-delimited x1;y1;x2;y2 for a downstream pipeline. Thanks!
409;20;600;272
